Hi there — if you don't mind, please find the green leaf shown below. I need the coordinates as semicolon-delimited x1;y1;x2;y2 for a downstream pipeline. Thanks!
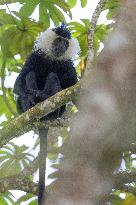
18;0;71;26
48;153;58;161
21;159;30;168
1;27;24;57
3;142;15;152
0;197;8;205
47;4;60;26
0;95;12;119
52;5;65;22
15;194;36;205
69;22;86;32
0;9;18;25
39;2;50;29
0;158;22;178
80;0;87;8
19;0;38;17
0;0;17;5
61;127;69;143
69;21;88;56
69;20;109;56
67;0;77;8
77;34;88;56
0;143;34;178
0;15;42;58
48;171;58;179
44;1;69;26
95;24;107;41
47;0;71;16
29;200;37;205
4;192;15;204
104;0;120;20
80;19;90;29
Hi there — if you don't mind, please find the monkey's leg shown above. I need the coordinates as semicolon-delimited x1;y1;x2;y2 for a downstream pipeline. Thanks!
40;72;61;97
40;72;62;119
18;94;35;113
26;71;39;95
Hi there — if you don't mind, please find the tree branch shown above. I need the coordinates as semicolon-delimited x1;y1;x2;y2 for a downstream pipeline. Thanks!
114;172;136;188
0;156;40;194
0;175;38;195
86;0;108;73
0;82;81;148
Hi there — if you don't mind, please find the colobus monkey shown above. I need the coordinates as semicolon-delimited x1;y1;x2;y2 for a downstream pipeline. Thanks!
13;24;80;205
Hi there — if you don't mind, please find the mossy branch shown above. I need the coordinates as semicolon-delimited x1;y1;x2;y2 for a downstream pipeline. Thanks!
0;82;81;148
86;0;108;73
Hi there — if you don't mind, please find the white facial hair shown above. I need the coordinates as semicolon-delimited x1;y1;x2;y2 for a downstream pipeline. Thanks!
33;29;80;60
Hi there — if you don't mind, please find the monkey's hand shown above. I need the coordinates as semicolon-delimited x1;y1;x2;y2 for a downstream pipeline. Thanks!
20;94;36;112
27;90;48;102
27;89;41;97
36;72;61;101
35;91;49;101
26;94;36;107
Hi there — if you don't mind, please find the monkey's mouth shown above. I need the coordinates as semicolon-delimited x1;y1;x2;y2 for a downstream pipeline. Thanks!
54;50;65;57
52;37;69;58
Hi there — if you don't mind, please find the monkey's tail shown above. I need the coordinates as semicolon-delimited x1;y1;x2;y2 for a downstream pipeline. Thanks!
38;127;48;205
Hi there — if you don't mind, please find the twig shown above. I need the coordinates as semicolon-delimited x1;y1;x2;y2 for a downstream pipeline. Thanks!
86;0;108;73
0;174;38;194
0;156;40;194
117;185;136;196
114;171;136;189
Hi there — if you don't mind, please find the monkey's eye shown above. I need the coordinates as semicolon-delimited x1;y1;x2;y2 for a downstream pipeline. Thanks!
57;36;69;43
57;37;62;42
64;40;69;46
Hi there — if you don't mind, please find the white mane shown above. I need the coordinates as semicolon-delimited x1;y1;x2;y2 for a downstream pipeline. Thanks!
33;29;80;60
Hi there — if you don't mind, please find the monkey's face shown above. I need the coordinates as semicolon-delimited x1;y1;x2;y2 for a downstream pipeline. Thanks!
51;36;69;57
34;28;80;60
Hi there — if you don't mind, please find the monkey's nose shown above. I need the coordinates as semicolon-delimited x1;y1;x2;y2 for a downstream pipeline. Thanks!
58;37;62;42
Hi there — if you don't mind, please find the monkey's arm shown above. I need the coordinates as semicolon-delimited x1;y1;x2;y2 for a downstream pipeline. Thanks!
13;72;27;96
13;52;42;96
13;71;39;112
62;63;78;89
25;71;40;96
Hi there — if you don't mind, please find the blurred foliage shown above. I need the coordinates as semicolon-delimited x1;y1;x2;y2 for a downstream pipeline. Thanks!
0;142;34;178
0;0;72;27
0;0;132;205
121;194;136;205
123;150;136;172
0;10;43;59
15;193;37;205
104;0;120;20
67;0;87;8
0;192;15;205
69;19;108;57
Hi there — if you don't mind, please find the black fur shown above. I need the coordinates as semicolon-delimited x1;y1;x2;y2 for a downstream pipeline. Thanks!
13;51;77;119
52;24;71;39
